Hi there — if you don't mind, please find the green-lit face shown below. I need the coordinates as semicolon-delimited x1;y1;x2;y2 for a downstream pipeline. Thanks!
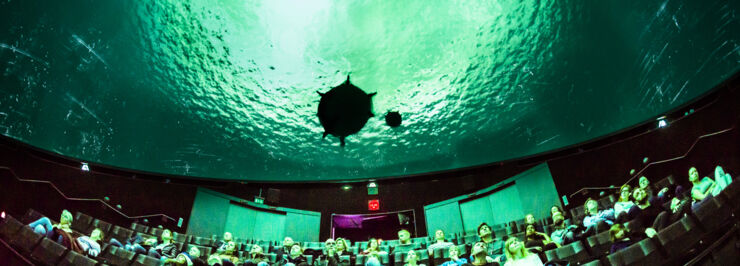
90;228;102;240
223;232;232;242
406;251;417;262
398;230;410;241
283;237;294;247
290;245;302;256
0;0;735;182
189;246;201;258
478;225;491;237
449;246;459;257
161;229;172;241
435;230;445;241
689;167;699;182
639;177;650;189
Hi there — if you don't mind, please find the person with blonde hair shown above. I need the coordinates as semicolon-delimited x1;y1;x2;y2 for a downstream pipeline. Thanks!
404;250;426;266
440;245;468;266
243;245;269;266
503;237;542;266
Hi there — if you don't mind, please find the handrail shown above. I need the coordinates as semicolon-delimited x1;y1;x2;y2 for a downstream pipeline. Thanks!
569;120;738;198
0;166;176;222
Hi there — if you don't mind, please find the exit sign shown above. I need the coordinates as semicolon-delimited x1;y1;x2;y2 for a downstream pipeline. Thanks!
368;199;380;211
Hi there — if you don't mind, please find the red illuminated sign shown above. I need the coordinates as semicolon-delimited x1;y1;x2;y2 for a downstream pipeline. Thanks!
368;199;380;211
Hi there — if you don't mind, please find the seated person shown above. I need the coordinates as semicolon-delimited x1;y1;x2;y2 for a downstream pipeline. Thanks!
427;229;454;255
524;224;558;253
242;245;270;266
76;228;104;257
503;237;542;266
215;232;234;254
550;206;564;218
317;238;343;266
334;238;351;257
276;237;295;261
361;238;387;266
282;243;308;266
164;246;204;266
440;245;468;266
522;214;542;232
468;241;500;266
608;224;636;254
473;223;505;264
208;241;239;266
613;185;635;221
688;166;732;204
549;212;577;246
626;187;667;233
28;210;74;244
148;229;179;260
638;176;655;202
579;198;615;238
404;250;426;266
392;229;415;254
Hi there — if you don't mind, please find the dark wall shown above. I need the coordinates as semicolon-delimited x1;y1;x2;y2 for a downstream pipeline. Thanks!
0;76;737;241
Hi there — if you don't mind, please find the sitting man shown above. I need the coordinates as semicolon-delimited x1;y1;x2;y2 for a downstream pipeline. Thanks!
242;245;270;266
148;229;179;260
549;212;577;246
440;245;467;266
391;229;416;254
579;198;615;238
469;241;500;266
281;243;308;266
164;246;204;266
475;223;505;264
208;241;239;266
276;237;295;261
427;229;454;255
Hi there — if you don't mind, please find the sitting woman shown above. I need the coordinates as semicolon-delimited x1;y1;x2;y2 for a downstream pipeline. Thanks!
148;229;179;260
688;166;730;204
76;228;104;257
613;185;635;222
468;241;500;266
208;241;240;266
28;210;74;244
502;238;542;266
549;212;577;246
579;198;615;238
164;246;204;266
404;250;426;266
608;224;637;254
440;245;468;266
334;238;350;257
361;238;387;266
282;243;308;266
242;245;269;266
524;224;558;253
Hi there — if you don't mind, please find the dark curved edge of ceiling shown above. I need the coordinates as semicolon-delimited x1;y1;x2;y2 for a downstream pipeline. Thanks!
3;71;738;185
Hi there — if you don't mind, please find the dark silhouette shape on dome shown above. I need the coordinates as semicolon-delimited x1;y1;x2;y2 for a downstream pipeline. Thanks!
317;75;376;146
385;111;402;127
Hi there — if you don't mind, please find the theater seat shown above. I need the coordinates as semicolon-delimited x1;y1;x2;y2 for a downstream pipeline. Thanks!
692;196;733;232
585;230;612;257
606;238;663;266
554;240;590;264
71;212;94;234
9;225;43;254
58;250;97;266
30;237;69;265
354;254;367;266
148;227;163;238
89;219;113;236
0;215;24;240
656;216;701;260
99;244;136;265
581;259;602;266
130;253;161;266
191;235;214;247
107;225;134;244
130;222;150;234
462;234;479;245
21;209;46;224
719;180;740;214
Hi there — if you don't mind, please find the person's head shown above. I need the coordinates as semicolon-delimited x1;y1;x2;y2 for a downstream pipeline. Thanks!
60;210;73;225
251;244;264;255
670;197;682;213
335;238;347;251
448;245;460;258
525;214;535;225
406;250;418;263
223;232;232;242
477;223;492;238
632;187;648;204
189;246;201;258
225;241;236;254
161;229;172;242
689;167;699;182
290;243;303;257
368;238;379;250
504;237;528;261
325;238;336;251
609;224;626;242
552;212;565;226
584;198;599;216
434;230;445;241
639;176;650;189
525;224;536;237
471;241;487;257
551;205;562;216
90;228;104;241
398;229;410;242
283;237;294;248
619;184;632;202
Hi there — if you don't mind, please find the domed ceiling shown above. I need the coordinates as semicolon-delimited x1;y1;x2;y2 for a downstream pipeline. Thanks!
0;0;737;181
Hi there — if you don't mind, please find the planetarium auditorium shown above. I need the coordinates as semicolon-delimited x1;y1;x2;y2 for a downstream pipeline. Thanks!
0;1;738;265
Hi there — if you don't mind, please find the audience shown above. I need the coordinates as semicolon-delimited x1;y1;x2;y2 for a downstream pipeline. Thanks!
427;229;454;255
207;241;239;266
165;246;204;266
502;238;542;266
476;223;505;263
579;198;614;238
440;245;468;266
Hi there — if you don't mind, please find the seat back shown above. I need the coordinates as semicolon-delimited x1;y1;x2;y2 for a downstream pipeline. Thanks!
585;230;612;257
555;240;590;264
58;250;97;266
89;219;113;236
130;222;150;234
0;215;24;240
71;212;94;234
691;196;733;232
606;238;663;266
30;237;69;265
99;244;136;266
656;216;701;259
107;225;134;244
130;252;161;266
9;225;43;254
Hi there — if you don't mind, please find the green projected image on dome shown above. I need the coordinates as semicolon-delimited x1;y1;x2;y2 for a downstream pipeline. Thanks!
0;0;737;181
